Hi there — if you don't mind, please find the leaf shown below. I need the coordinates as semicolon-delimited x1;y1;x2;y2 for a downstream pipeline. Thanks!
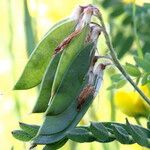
90;122;115;142
126;119;150;148
12;130;33;142
107;84;116;90
43;139;68;150
115;80;126;89
113;31;124;47
110;74;124;82
19;122;39;136
111;124;134;144
67;128;95;143
107;79;126;90
141;73;150;85
117;35;134;59
124;63;141;77
14;19;76;90
32;52;62;113
110;4;124;18
122;15;132;25
134;53;150;72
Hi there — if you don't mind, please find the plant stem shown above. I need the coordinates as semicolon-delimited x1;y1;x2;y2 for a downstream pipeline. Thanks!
132;1;143;59
97;13;150;106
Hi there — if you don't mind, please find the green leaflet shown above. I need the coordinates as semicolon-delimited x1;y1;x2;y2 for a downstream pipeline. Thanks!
126;119;150;148
43;139;68;150
37;43;94;135
14;19;76;90
32;95;94;145
47;26;91;115
111;124;134;144
32;53;62;113
12;130;33;142
90;122;115;142
19;122;40;137
67;128;96;143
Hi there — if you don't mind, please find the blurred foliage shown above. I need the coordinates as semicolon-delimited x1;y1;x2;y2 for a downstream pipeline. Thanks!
95;0;150;58
94;0;150;91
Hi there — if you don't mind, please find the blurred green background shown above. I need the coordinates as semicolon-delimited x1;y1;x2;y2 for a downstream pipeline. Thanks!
0;0;150;149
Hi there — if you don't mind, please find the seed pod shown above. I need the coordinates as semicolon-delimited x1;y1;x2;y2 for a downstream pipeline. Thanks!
32;94;94;145
50;6;94;98
46;27;92;115
46;24;101;115
13;7;83;90
32;52;62;113
37;43;95;135
33;64;108;145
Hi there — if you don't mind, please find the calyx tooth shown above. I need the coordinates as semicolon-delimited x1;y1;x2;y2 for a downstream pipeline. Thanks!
70;6;84;20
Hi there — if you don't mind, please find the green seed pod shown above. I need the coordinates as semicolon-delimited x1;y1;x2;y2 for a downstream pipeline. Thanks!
14;19;77;90
32;95;94;145
32;52;62;113
51;23;91;97
37;43;95;135
46;26;90;115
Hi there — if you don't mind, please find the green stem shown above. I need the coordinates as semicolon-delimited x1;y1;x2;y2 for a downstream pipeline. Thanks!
97;13;150;106
132;1;143;59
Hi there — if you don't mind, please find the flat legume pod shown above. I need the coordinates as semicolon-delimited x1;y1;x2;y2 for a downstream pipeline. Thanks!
32;94;94;145
32;53;62;113
47;26;89;115
51;26;90;96
14;19;77;90
46;42;94;115
33;43;94;136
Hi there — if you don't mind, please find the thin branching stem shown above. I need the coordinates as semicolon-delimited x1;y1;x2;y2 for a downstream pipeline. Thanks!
96;12;150;106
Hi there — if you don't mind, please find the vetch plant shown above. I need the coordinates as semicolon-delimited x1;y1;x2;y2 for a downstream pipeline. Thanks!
12;4;150;149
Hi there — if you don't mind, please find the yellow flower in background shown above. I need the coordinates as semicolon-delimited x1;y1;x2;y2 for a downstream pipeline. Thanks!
115;86;150;117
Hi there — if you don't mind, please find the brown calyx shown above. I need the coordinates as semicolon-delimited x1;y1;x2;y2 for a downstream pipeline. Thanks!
54;29;81;55
77;84;95;111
